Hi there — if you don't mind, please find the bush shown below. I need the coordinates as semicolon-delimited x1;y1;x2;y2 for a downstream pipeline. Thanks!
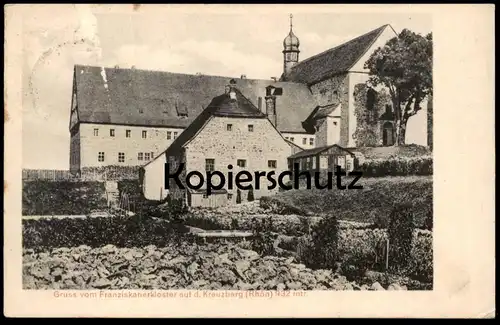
259;195;309;216
117;180;158;214
251;217;275;256
303;215;340;270
22;180;107;216
140;198;188;222
359;157;433;177
407;232;433;283
387;205;415;273
22;215;184;250
80;166;139;180
423;208;433;231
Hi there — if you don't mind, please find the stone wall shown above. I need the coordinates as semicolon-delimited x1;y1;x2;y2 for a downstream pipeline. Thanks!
310;74;350;147
352;83;392;147
183;116;292;201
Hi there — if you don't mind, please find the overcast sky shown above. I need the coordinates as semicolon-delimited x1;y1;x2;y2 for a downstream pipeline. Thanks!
21;5;432;169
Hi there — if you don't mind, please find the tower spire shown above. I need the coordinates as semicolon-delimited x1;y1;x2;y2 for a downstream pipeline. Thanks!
282;13;300;79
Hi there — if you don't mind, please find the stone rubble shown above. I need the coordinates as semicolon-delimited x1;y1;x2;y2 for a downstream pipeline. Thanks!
22;243;408;291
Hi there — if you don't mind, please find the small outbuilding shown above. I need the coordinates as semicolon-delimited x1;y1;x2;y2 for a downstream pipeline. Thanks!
287;144;356;174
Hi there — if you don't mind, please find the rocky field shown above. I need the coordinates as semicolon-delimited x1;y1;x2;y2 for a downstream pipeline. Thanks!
23;243;415;291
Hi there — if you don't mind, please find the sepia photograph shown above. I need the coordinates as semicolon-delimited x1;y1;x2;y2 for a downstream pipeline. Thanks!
4;3;495;318
20;5;433;292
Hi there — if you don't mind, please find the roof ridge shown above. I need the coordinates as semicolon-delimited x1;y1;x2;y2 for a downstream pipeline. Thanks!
74;64;307;85
291;24;389;68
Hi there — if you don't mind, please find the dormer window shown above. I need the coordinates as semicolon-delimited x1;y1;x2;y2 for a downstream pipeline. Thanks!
175;100;188;117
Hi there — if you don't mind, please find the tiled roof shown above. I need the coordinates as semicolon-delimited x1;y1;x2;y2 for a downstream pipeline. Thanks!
288;144;355;159
301;103;341;133
282;25;389;85
164;88;267;157
73;65;317;133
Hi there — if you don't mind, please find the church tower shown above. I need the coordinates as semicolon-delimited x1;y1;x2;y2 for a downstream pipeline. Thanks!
283;14;300;76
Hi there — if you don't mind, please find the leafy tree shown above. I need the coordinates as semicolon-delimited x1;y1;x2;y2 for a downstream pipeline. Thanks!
364;29;433;145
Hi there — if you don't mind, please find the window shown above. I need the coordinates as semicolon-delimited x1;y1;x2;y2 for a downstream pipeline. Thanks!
138;153;143;161
227;124;233;131
126;130;131;138
93;128;99;136
285;137;289;140
333;121;338;126
385;104;392;114
268;160;277;169
237;159;246;168
98;152;105;162
110;129;115;137
203;194;208;199
151;152;154;159
167;131;172;140
145;153;151;161
142;130;147;139
228;193;233;200
310;138;314;146
118;152;125;163
173;132;178;139
205;159;215;172
290;137;294;142
302;138;307;145
248;125;254;132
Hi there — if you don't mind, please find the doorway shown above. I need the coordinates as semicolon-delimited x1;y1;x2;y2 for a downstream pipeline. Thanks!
382;122;394;146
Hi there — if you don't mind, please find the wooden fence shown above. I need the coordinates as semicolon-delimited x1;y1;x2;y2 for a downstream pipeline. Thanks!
22;167;139;182
22;169;74;181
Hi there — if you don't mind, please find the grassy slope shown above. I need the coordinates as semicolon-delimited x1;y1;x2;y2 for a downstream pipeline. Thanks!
267;176;433;227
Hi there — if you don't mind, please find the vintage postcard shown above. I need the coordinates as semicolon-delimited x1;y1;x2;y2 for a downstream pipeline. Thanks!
4;4;495;318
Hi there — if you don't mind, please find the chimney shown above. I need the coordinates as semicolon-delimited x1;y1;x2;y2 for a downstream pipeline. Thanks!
265;95;277;127
264;85;283;127
241;74;247;79
114;64;120;69
258;97;263;112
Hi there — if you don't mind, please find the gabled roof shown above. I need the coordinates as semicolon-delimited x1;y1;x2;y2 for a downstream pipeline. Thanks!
163;88;267;157
282;25;390;85
288;144;355;159
301;103;341;133
73;65;317;133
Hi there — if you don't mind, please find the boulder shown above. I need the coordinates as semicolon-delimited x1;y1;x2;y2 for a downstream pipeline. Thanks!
371;282;385;291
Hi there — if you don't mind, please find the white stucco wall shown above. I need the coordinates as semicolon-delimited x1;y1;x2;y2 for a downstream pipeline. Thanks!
142;152;169;201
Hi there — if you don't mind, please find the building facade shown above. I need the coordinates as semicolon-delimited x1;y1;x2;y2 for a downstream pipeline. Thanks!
142;86;293;206
69;21;429;175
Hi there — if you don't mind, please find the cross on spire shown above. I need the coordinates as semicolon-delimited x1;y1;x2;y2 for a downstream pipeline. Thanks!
289;14;293;30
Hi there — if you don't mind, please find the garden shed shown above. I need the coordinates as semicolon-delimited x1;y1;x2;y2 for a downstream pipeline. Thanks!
187;188;229;208
287;144;356;174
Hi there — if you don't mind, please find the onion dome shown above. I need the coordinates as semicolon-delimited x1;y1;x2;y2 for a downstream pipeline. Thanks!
283;14;300;51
